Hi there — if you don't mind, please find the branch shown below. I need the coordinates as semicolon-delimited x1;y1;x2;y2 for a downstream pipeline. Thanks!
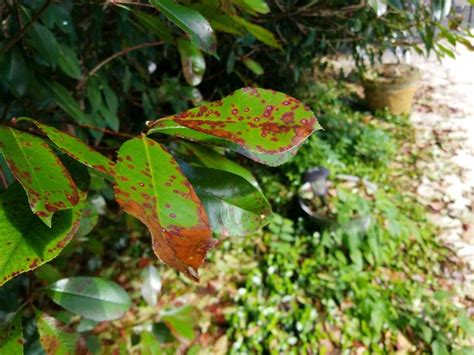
77;40;164;90
0;0;52;54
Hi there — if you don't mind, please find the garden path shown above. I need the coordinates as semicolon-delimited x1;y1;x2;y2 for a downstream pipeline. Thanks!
410;46;474;298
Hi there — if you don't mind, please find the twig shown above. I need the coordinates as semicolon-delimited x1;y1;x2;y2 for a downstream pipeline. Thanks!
0;0;52;54
77;40;164;90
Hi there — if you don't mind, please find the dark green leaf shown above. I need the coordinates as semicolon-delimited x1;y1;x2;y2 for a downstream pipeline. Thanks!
27;23;60;68
44;81;87;124
231;16;281;49
134;11;174;43
182;163;272;237
147;87;321;166
114;136;215;280
59;44;81;80
149;0;217;55
0;183;84;286
177;38;206;86
45;277;131;322
0;125;80;226
6;47;32;97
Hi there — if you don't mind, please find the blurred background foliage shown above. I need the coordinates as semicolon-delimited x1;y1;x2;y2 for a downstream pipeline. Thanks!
1;0;473;353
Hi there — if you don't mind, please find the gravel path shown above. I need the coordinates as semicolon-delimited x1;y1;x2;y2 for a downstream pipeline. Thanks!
410;46;474;297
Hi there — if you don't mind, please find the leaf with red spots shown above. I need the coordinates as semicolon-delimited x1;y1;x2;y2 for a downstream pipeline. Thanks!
114;136;216;280
0;125;80;226
147;87;321;166
0;183;85;286
36;312;83;355
19;118;115;178
0;311;23;354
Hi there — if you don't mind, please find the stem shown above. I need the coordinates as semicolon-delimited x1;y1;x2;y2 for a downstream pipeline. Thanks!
77;40;164;90
0;0;52;54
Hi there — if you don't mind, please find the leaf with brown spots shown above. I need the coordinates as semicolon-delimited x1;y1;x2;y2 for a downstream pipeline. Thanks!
0;183;85;286
36;312;86;355
114;136;215;280
147;87;321;166
0;125;80;226
0;311;23;354
20;118;115;178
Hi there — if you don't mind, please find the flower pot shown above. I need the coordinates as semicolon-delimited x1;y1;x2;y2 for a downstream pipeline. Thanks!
362;63;421;115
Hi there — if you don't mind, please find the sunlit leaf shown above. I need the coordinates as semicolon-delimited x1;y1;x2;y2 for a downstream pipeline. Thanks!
147;87;321;166
177;38;206;86
231;16;281;49
0;183;84;286
160;305;195;340
45;277;131;322
0;311;23;353
181;163;272;237
432;0;451;20
243;58;264;75
368;0;388;17
190;3;244;35
22;118;115;177
231;0;270;15
141;265;162;307
0;125;80;226
114;136;216;280
36;312;80;355
149;0;217;55
140;331;162;354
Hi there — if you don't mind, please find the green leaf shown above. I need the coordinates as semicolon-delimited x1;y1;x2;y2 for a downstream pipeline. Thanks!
58;44;81;79
140;331;162;355
368;0;388;17
160;305;195;340
176;142;259;188
231;16;281;49
141;265;162;307
44;81;87;124
45;277;131;322
432;0;451;20
0;311;23;353
86;77;102;114
5;47;32;97
0;183;84;286
21;118;115;177
190;4;244;35
114;136;215;280
231;0;270;15
149;0;217;55
36;312;79;354
177;38;206;86
147;87;321;166
243;58;264;76
134;10;174;43
0;125;80;226
27;23;60;68
182;163;271;237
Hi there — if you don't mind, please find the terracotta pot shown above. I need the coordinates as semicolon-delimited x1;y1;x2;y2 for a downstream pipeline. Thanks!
362;63;421;115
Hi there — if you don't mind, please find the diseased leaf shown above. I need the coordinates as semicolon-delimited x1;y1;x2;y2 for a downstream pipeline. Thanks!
231;16;281;49
45;277;131;322
44;81;87;124
0;125;80;226
147;87;321;166
160;305;195;340
0;311;23;353
36;312;80;355
22;118;115;177
0;183;84;286
181;163;272;237
134;10;174;43
27;23;60;68
149;0;217;55
58;44;81;80
177;38;206;86
114;136;215;280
